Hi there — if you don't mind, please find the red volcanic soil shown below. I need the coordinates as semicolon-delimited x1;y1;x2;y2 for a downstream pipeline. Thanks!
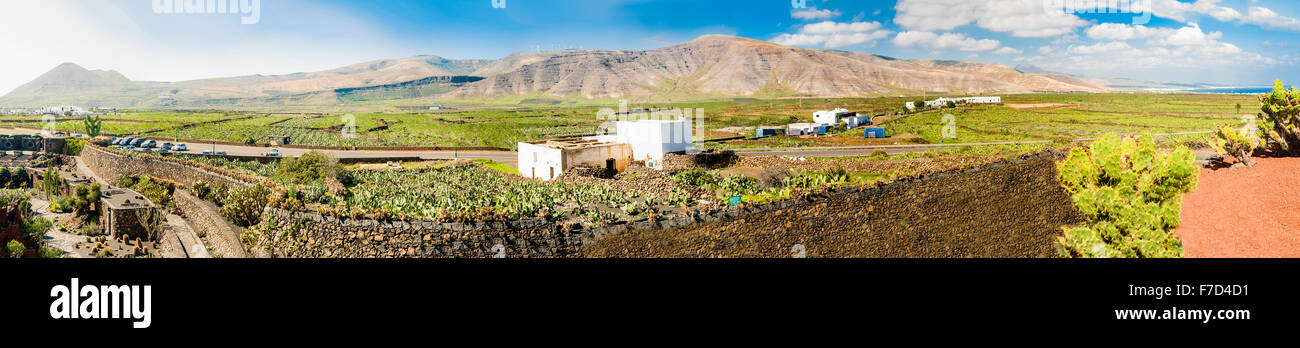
1177;157;1300;258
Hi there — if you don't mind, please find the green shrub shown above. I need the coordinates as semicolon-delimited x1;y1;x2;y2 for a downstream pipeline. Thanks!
22;216;52;243
79;221;101;236
1258;80;1300;155
716;175;761;196
12;168;27;188
671;169;717;187
221;185;271;227
64;138;86;155
208;184;230;205
191;181;212;199
38;247;63;258
1056;133;1199;258
783;167;850;189
128;177;171;208
6;240;25;258
274;151;339;185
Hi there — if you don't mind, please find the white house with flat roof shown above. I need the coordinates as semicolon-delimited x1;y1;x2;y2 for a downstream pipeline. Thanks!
613;118;692;169
518;117;693;180
813;108;853;125
907;96;1002;110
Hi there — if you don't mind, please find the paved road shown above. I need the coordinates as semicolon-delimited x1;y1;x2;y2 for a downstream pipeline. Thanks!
3;127;520;165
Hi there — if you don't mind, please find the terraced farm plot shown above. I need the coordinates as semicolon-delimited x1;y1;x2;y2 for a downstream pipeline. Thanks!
164;110;602;149
711;93;1256;148
2;111;251;136
50;93;1257;150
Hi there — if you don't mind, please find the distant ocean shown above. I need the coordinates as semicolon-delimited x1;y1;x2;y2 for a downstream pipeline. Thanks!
1185;87;1272;94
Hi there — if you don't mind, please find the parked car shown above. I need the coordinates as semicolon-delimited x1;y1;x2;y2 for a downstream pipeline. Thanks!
111;138;122;145
171;144;188;152
130;138;147;146
141;140;157;148
161;142;173;149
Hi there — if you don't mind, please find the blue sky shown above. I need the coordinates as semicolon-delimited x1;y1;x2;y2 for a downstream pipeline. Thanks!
3;0;1300;94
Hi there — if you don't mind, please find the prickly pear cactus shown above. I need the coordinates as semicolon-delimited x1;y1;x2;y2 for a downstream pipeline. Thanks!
1260;80;1300;155
1207;123;1259;167
1055;133;1199;258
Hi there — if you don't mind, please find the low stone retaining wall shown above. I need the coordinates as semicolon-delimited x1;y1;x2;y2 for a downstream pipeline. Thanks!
252;151;1084;258
174;190;248;258
80;145;251;189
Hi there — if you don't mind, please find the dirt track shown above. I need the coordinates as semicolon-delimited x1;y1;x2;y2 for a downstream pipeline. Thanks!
1177;157;1300;258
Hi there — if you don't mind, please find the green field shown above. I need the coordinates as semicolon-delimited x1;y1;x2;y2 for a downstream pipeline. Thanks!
8;93;1255;150
701;93;1255;148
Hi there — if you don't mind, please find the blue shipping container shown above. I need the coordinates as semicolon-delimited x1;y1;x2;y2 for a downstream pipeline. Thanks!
755;128;785;138
864;128;888;138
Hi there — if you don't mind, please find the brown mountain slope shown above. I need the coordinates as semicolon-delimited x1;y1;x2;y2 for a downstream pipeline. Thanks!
7;63;133;96
172;55;494;98
447;35;1107;100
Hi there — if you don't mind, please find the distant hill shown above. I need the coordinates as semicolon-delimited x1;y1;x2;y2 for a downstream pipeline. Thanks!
1;35;1110;108
447;35;1107;101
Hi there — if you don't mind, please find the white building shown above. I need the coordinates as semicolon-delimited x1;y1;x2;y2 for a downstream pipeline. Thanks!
813;108;853;125
787;123;830;136
518;139;633;181
842;114;873;129
518;117;693;180
613;118;692;169
906;96;1002;110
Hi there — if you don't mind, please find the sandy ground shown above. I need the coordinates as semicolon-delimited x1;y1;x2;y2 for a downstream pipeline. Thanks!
1177;157;1300;258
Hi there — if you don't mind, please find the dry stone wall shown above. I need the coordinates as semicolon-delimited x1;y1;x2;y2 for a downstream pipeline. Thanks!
80;146;250;189
174;190;248;258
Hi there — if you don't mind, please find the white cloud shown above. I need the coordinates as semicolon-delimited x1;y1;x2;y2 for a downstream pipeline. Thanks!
1085;23;1174;41
894;0;1087;38
1066;42;1133;55
893;0;984;32
1150;0;1240;22
994;47;1024;55
893;31;1002;52
1242;7;1300;31
772;21;893;48
1022;22;1272;80
0;0;405;96
792;7;840;21
1149;0;1300;32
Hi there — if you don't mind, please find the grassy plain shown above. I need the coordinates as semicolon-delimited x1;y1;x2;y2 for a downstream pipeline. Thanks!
2;93;1254;151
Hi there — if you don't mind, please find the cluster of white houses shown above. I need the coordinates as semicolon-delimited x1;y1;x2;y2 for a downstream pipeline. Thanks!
905;96;1002;110
518;118;693;181
2;106;112;116
758;108;876;138
515;97;1001;181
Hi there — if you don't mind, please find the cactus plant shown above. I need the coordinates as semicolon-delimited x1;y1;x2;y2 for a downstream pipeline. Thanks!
1055;133;1199;258
83;115;103;138
1259;80;1300;156
1206;123;1260;167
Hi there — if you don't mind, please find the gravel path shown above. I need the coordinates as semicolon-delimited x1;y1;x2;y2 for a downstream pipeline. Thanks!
1177;157;1300;258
